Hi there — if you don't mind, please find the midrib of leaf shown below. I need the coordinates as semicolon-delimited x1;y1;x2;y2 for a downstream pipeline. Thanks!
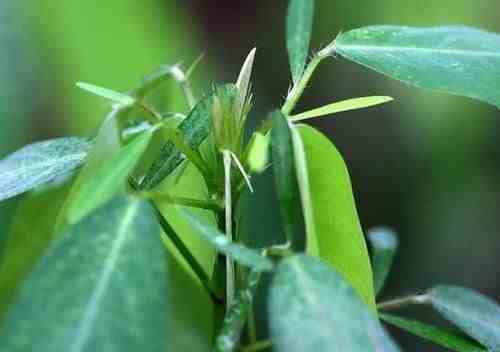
336;44;500;58
70;202;139;352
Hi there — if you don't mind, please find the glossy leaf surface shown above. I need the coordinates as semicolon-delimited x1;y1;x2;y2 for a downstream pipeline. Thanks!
269;255;399;352
0;196;168;352
67;131;152;224
0;138;91;202
428;285;500;351
335;26;500;108
286;0;314;83
293;125;375;307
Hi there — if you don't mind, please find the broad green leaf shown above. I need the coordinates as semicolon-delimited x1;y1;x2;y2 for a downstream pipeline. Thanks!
381;314;486;352
179;208;273;272
271;111;306;251
235;48;256;103
67;131;152;224
0;184;71;318
291;96;394;122
0;138;91;202
0;196;168;352
269;255;400;352
214;270;261;352
428;285;500;351
162;232;214;351
77;82;136;106
287;0;314;83
368;227;398;296
141;85;236;190
156;163;217;281
292;124;375;308
246;132;269;173
55;109;122;230
335;26;500;108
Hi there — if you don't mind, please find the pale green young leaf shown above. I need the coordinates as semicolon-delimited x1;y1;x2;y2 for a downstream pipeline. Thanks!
335;26;500;108
178;209;273;272
290;96;393;122
77;82;136;106
428;285;500;351
246;132;270;173
271;111;306;251
292;124;376;308
287;0;314;83
0;196;168;352
368;227;398;296
381;314;486;352
0;138;91;202
235;48;256;103
269;255;400;352
67;131;152;224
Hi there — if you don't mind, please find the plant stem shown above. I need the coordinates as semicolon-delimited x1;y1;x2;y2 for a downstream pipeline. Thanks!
214;270;262;352
377;294;430;311
223;149;235;306
129;177;222;303
242;340;273;352
281;54;325;115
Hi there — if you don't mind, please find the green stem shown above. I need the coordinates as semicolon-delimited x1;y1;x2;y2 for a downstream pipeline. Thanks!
214;270;262;352
129;178;222;303
242;340;273;352
377;294;430;311
281;54;325;116
223;149;235;306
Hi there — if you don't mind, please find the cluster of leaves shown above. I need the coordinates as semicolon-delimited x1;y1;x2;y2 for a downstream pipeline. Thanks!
0;0;499;351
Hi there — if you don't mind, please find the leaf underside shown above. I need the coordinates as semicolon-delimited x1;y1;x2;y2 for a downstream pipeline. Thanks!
0;196;168;352
336;26;500;108
428;285;500;351
269;255;400;352
0;138;91;202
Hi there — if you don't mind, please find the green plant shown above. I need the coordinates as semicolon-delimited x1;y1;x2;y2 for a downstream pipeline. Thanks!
0;0;499;351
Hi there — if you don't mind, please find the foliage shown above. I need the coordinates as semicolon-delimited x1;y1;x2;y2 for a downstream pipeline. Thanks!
0;0;499;351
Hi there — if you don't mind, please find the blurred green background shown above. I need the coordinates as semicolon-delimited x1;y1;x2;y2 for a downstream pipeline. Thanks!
1;1;499;350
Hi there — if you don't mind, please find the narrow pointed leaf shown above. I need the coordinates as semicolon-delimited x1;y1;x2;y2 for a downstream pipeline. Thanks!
271;111;306;251
291;96;393;122
235;48;256;102
141;85;237;190
178;209;273;272
269;255;400;352
335;26;500;108
381;314;486;352
428;285;500;351
67;131;152;224
77;82;136;106
0;196;168;352
292;125;375;308
368;227;399;296
287;0;314;83
0;138;91;202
